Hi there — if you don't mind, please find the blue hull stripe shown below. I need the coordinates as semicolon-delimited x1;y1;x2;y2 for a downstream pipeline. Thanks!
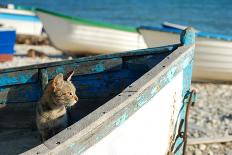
0;13;40;22
139;26;232;41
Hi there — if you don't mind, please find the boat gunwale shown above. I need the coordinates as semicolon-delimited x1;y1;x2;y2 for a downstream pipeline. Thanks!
35;8;137;33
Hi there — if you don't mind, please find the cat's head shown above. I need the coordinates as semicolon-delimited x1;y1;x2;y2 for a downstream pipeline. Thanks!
51;71;78;107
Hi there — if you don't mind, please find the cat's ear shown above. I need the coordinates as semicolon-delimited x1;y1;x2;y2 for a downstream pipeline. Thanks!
52;73;64;89
64;70;74;81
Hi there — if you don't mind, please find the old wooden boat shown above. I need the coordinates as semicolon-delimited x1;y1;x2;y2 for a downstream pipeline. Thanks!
0;28;195;155
35;8;147;55
139;22;232;82
0;4;43;35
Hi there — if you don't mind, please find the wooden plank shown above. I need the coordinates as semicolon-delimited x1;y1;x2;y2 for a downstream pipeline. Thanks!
46;58;123;79
0;103;36;129
0;129;41;155
0;69;38;87
0;83;41;103
1;68;143;104
124;54;170;74
0;45;173;74
0;77;136;104
188;136;232;145
0;48;171;104
0;58;122;87
20;144;49;155
0;50;189;103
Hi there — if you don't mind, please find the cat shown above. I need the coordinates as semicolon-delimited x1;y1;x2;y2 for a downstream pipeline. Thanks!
36;71;78;142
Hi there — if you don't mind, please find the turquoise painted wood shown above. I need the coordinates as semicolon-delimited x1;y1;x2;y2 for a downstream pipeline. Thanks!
0;28;195;155
0;47;172;104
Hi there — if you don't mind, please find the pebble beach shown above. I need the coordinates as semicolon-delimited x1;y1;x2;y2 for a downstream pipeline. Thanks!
187;83;232;154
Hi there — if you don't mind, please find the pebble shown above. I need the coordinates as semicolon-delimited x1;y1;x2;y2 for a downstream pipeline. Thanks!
211;144;220;149
16;34;50;45
207;150;213;155
199;144;206;151
194;149;202;155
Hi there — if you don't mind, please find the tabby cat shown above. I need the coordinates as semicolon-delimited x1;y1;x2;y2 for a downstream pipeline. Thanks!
36;71;78;141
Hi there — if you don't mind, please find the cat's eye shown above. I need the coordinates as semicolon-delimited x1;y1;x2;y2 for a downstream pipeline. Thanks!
69;92;72;96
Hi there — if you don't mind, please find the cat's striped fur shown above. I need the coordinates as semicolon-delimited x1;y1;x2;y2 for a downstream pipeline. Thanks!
36;71;78;142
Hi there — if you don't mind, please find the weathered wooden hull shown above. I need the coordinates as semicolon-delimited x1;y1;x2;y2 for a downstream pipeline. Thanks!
0;28;195;155
36;9;147;55
0;8;43;35
139;25;232;82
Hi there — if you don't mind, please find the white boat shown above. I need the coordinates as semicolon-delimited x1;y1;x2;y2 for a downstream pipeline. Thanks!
36;8;147;55
139;22;232;82
0;4;43;35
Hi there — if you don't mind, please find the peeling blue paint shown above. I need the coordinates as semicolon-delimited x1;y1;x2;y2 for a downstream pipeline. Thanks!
182;55;193;68
69;143;76;148
96;136;101;141
115;112;129;126
167;67;177;82
66;143;86;155
172;62;193;154
92;62;105;72
151;85;160;96
181;27;195;46
47;67;65;79
0;75;28;86
55;67;65;74
136;95;147;108
0;69;37;86
182;63;193;96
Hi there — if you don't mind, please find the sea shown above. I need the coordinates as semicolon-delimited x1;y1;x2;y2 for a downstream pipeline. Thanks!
1;0;232;35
